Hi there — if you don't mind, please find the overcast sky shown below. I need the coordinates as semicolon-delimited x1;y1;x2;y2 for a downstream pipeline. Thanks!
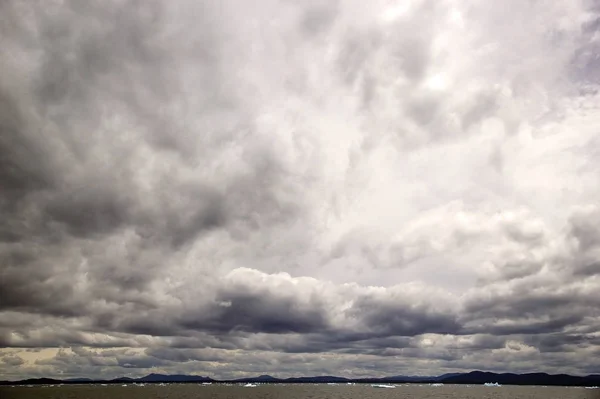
1;0;600;381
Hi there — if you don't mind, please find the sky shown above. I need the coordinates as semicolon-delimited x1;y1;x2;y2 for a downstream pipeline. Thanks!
1;0;600;381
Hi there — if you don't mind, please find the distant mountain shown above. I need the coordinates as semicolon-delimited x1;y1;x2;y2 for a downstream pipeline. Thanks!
378;373;463;382
285;376;349;383
3;371;600;386
110;376;135;382
435;373;464;381
137;374;214;383
440;371;598;386
380;375;426;382
232;375;281;383
231;375;354;383
2;378;63;385
255;375;279;381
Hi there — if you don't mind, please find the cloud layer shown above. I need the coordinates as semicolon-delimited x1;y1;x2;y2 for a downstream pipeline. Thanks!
1;0;599;380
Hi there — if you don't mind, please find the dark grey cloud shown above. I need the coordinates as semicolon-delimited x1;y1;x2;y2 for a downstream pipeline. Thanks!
347;293;460;337
569;207;600;253
0;248;84;316
463;279;600;337
144;347;227;363
189;292;327;335
523;332;600;354
336;30;381;87
128;270;460;343
0;0;306;324
0;354;24;367
116;355;170;369
298;1;339;37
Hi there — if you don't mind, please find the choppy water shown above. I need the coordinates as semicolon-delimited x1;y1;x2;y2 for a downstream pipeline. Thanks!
2;384;600;399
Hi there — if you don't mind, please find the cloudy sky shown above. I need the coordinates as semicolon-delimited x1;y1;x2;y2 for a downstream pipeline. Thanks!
1;0;600;381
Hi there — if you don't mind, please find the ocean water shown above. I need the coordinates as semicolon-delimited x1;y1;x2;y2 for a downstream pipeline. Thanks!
1;384;600;399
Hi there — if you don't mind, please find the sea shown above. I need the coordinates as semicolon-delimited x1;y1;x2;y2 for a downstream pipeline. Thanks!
1;383;600;399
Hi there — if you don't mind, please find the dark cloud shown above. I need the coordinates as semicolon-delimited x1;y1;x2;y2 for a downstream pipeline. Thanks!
523;333;600;354
336;30;381;86
568;206;600;277
347;294;460;337
117;355;170;369
0;0;305;325
463;277;600;337
145;347;226;363
0;248;84;316
1;354;24;367
569;207;600;253
0;91;55;202
198;292;327;334
298;2;339;37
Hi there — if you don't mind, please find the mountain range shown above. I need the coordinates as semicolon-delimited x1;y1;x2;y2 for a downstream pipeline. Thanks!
3;371;600;386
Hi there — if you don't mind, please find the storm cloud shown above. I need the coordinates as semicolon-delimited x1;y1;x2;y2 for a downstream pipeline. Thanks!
1;0;600;381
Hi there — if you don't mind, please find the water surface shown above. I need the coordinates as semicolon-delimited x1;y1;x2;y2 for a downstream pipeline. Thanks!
2;384;599;399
